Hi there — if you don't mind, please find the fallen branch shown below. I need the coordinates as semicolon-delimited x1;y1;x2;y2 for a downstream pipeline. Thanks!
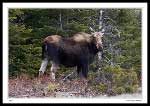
62;70;76;81
69;91;81;94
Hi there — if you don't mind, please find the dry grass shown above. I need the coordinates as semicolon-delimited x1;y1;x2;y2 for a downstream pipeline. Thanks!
8;74;96;98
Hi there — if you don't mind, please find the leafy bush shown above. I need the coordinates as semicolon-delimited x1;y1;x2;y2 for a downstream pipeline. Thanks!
9;45;42;77
97;83;108;93
88;65;139;95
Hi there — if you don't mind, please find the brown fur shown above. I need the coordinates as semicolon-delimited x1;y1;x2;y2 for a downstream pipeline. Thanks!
72;32;92;43
44;35;62;44
43;33;93;47
40;32;103;79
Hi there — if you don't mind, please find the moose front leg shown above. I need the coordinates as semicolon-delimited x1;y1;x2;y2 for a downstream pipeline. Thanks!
80;64;89;86
81;64;89;79
50;61;59;81
77;65;82;78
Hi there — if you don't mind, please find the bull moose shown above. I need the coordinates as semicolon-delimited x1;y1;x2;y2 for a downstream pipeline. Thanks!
39;31;104;81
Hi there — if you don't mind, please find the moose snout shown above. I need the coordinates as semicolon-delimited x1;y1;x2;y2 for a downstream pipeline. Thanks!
97;43;103;51
99;46;103;52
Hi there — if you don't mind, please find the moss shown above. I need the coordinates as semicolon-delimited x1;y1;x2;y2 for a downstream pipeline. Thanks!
47;83;59;92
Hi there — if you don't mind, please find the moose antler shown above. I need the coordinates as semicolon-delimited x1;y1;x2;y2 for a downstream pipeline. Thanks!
89;27;95;33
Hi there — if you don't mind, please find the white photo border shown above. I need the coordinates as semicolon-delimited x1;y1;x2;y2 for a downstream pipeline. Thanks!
3;3;147;103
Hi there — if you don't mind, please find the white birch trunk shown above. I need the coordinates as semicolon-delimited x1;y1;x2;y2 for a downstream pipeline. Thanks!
59;10;63;30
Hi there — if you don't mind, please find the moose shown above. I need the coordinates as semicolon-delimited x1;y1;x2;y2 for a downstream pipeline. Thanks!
39;30;104;81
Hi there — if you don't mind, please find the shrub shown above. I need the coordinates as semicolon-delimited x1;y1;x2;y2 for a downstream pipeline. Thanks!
48;83;59;92
89;65;140;95
97;83;108;93
112;86;126;94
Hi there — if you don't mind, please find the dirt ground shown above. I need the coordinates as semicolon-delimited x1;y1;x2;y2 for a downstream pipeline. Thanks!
9;74;97;98
8;74;142;99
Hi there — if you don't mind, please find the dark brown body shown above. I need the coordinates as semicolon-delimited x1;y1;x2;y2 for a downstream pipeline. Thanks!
39;32;103;79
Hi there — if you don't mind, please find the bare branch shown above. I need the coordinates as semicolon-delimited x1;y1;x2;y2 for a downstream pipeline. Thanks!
62;71;75;81
103;16;116;24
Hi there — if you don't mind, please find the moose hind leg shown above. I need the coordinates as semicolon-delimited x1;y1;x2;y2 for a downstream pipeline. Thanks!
82;64;88;79
50;61;59;81
39;58;48;77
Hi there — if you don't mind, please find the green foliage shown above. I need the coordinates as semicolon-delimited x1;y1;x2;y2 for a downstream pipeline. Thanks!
124;84;139;93
97;83;108;93
9;45;41;77
47;83;59;92
88;65;139;95
112;86;126;94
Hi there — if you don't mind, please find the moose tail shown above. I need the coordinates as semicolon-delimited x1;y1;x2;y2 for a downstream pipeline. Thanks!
42;42;48;60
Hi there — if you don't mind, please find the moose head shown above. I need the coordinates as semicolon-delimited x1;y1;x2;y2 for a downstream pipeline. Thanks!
89;27;104;51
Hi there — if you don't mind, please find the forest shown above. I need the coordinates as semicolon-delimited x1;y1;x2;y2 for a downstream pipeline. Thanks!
9;9;142;98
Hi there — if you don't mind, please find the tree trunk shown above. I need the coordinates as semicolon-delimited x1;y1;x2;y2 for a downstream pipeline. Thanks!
99;9;103;31
59;10;63;30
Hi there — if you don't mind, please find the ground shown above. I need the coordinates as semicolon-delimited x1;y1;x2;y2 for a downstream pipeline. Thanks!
9;74;96;98
8;74;142;98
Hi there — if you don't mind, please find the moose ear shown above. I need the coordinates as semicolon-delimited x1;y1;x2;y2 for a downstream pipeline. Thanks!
101;33;104;37
91;32;96;37
99;32;104;37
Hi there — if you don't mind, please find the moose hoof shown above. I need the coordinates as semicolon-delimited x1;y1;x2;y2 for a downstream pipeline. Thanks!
50;76;56;82
39;71;44;77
